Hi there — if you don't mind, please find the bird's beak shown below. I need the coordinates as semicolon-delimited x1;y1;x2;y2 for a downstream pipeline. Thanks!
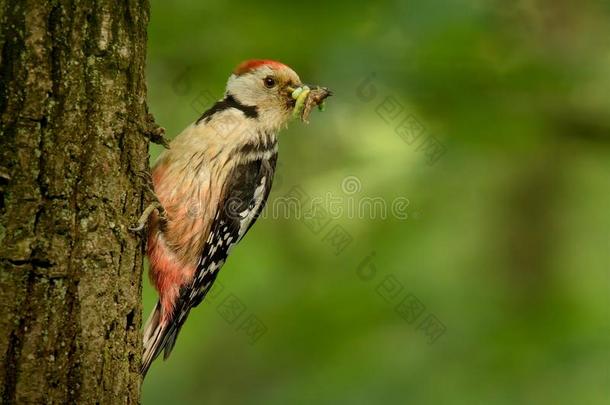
289;84;332;101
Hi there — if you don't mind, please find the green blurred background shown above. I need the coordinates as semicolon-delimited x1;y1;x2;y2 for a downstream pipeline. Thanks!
142;0;609;403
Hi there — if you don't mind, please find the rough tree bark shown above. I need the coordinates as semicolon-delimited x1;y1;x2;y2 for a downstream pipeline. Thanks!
0;1;156;403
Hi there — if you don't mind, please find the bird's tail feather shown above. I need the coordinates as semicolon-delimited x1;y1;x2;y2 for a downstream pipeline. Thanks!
142;301;171;376
163;327;180;360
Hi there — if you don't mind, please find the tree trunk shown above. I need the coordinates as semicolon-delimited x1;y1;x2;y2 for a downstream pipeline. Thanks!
0;1;152;403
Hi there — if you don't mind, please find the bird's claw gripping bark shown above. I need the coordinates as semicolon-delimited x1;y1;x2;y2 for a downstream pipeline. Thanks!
130;170;168;233
130;201;166;232
135;170;155;195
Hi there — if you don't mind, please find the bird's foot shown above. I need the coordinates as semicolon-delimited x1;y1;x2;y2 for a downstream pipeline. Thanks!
135;170;156;196
130;201;167;233
130;170;168;233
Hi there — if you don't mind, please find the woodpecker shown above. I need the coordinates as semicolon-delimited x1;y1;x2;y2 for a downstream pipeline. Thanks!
136;60;330;375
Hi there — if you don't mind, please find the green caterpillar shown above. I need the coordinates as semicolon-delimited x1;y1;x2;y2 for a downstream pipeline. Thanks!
291;86;311;120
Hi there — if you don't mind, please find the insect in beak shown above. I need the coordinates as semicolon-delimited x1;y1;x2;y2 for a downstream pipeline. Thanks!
290;85;332;122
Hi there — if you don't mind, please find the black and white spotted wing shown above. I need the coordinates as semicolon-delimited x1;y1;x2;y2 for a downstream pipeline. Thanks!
162;154;277;358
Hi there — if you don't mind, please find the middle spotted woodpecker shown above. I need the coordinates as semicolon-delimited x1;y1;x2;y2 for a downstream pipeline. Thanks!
135;59;330;375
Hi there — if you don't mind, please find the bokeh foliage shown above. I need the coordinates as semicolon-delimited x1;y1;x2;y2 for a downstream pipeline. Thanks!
143;0;609;403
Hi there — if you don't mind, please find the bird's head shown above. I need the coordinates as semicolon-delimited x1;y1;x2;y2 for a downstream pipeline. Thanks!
226;59;328;131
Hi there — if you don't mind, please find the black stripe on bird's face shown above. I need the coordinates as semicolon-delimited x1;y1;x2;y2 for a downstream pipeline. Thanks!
196;93;259;125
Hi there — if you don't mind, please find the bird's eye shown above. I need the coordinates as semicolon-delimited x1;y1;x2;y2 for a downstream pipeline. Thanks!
263;76;276;88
